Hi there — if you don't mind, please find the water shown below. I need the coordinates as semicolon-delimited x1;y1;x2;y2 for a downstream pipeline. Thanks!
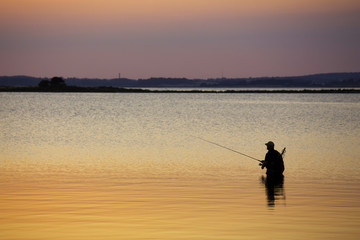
1;92;359;239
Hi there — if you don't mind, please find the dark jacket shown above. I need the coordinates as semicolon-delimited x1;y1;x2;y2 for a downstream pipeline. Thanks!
264;149;285;175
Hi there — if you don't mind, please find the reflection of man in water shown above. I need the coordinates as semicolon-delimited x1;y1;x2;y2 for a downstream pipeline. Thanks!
261;175;285;207
260;141;285;176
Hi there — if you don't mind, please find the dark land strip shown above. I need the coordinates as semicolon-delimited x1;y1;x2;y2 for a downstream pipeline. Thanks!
0;86;359;94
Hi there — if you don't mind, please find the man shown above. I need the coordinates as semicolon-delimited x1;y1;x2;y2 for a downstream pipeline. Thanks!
260;141;285;175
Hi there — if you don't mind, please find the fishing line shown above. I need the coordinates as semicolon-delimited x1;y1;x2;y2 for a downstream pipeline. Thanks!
191;135;262;162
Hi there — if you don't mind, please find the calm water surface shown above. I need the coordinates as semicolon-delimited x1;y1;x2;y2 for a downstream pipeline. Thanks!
1;92;359;239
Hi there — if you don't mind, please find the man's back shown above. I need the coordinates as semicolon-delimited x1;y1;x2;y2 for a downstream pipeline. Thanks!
265;149;284;175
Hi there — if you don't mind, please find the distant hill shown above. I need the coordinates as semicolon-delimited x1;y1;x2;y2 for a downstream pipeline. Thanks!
0;76;44;86
1;72;360;88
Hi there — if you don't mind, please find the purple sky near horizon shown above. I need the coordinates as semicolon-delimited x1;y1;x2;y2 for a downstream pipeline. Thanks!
1;0;360;79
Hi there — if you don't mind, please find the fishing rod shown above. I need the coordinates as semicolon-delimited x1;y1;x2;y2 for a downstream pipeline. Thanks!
281;147;286;157
191;136;262;162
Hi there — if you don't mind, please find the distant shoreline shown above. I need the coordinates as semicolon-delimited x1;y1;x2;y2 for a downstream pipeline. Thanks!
1;72;360;89
1;86;360;94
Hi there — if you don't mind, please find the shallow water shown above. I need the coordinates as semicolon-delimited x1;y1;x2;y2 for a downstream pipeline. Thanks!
1;92;359;239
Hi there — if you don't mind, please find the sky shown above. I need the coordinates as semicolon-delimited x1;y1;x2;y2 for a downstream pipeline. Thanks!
1;0;359;79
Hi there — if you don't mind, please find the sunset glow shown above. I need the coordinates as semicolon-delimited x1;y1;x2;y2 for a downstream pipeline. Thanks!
1;0;360;78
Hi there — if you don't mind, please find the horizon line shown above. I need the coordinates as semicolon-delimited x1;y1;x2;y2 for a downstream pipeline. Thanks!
1;71;360;80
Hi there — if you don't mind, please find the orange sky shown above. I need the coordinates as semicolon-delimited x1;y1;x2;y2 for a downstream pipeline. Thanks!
1;0;360;78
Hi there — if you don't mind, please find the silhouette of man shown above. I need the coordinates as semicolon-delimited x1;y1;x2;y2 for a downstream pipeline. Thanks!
260;141;285;176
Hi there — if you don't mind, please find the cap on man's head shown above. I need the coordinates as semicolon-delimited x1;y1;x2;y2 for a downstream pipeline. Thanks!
265;141;275;147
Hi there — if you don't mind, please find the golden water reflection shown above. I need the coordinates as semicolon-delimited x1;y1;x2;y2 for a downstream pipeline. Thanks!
1;158;359;240
1;93;360;239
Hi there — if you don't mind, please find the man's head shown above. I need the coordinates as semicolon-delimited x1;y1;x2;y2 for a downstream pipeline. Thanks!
265;141;275;150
